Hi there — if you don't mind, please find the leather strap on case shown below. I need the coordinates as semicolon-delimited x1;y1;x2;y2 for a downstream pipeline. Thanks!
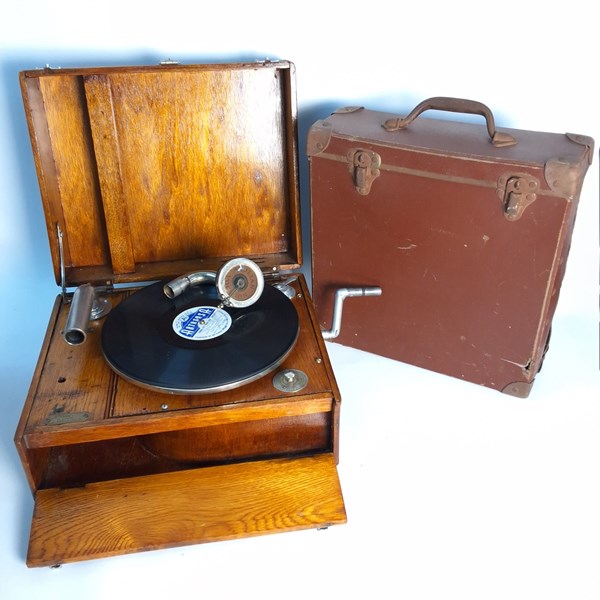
382;96;517;148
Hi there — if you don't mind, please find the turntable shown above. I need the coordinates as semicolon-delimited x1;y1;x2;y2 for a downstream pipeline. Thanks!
14;61;381;567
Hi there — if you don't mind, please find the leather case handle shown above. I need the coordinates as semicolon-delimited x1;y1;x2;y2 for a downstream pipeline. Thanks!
382;96;517;147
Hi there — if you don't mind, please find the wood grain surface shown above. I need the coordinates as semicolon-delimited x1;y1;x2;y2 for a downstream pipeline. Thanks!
16;63;343;567
20;62;302;285
27;453;346;567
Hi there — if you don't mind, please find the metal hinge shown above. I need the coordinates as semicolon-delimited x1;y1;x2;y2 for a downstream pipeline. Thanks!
57;224;114;299
347;148;381;196
57;223;67;301
497;173;539;221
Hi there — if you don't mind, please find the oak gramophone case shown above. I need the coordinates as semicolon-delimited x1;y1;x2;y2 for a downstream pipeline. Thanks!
16;61;346;567
308;98;594;397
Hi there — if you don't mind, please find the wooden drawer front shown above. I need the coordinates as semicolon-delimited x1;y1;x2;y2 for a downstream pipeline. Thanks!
28;454;347;567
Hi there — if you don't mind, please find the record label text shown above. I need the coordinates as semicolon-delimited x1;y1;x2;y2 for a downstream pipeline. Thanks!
172;306;232;340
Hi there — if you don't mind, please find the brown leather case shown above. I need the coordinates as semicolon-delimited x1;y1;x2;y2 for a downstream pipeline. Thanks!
16;61;346;567
308;98;594;398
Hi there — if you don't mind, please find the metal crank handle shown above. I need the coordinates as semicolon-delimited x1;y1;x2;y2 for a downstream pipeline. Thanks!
321;286;382;341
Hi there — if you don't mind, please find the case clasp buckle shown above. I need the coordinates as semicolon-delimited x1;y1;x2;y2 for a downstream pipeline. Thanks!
347;148;381;196
497;173;539;221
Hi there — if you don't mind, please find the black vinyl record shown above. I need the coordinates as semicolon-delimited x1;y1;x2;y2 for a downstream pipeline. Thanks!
101;280;299;393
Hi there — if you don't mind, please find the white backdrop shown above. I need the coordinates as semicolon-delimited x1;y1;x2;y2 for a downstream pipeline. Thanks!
1;2;599;599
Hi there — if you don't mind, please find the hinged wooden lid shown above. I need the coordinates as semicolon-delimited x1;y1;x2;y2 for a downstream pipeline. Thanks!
20;61;302;287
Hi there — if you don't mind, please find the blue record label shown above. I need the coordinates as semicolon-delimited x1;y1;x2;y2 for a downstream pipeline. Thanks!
172;306;232;340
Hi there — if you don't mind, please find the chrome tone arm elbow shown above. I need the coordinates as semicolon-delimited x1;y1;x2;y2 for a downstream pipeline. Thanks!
163;258;264;309
163;271;217;299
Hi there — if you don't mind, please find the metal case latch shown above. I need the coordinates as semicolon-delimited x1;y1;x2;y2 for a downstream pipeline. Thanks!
347;148;381;196
497;173;539;221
